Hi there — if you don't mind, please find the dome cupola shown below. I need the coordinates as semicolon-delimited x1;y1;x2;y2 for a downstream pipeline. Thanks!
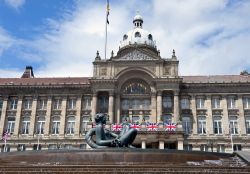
119;13;156;50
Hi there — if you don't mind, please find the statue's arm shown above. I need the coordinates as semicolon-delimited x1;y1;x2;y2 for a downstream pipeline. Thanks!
108;131;119;138
95;126;115;146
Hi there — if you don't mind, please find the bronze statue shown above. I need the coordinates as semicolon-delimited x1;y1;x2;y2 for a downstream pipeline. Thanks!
85;113;137;148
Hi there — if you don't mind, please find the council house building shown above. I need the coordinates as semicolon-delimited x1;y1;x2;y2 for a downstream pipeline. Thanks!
1;14;250;153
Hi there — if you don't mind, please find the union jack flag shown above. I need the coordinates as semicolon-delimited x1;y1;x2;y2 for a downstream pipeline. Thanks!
129;123;141;131
2;130;10;143
165;123;177;132
112;123;122;131
146;123;159;131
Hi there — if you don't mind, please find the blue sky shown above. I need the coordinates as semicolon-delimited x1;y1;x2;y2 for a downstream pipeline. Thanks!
0;0;250;77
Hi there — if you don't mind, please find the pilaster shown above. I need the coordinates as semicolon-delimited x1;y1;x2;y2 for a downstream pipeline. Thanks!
75;96;82;136
159;140;164;149
173;90;180;123
238;95;246;135
206;95;213;135
13;96;23;137
151;92;157;123
115;94;120;123
44;96;52;136
60;96;67;136
108;92;114;123
91;93;97;121
0;96;8;135
191;95;197;135
156;91;162;123
29;96;38;136
221;95;229;135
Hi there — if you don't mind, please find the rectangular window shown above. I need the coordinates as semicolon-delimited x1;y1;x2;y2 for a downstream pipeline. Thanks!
36;118;45;134
24;99;32;110
83;97;91;110
196;97;205;109
246;116;250;134
53;99;61;110
200;144;208;152
243;97;250;109
21;118;30;134
163;96;172;109
68;99;76;110
81;116;89;133
233;144;242;151
229;116;238;135
182;116;192;134
0;99;3;110
227;96;236;109
184;144;193;151
9;98;18;110
198;116;206;134
66;119;75;135
38;99;47;110
181;98;190;109
212;97;220;109
217;144;225;153
213;116;223;134
7;120;15;133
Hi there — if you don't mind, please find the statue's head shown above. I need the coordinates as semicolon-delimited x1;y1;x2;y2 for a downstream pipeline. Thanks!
95;113;107;124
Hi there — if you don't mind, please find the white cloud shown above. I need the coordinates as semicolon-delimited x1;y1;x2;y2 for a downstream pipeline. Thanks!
4;0;25;9
0;27;15;56
1;0;250;77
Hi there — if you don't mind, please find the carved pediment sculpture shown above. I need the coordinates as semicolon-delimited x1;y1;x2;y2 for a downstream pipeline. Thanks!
117;50;155;61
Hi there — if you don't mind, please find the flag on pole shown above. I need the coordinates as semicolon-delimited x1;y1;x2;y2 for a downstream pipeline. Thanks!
2;130;9;143
106;0;110;24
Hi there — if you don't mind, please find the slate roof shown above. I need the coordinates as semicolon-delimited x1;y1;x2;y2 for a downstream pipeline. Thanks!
182;75;250;83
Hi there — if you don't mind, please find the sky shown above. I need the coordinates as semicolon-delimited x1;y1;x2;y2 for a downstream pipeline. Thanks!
0;0;250;77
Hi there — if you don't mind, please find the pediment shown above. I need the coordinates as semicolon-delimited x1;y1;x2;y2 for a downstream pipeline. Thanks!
115;50;156;61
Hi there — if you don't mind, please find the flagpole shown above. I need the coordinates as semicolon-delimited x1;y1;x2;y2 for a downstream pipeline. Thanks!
104;0;109;60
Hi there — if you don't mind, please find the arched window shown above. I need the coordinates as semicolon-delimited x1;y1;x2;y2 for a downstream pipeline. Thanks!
148;34;153;40
135;32;141;38
123;34;128;40
123;82;149;94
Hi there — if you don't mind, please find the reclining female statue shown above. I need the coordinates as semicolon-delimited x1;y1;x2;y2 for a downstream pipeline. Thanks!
85;113;137;148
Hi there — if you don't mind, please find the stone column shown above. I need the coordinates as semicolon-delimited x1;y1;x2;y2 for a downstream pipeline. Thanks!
177;138;184;150
60;97;67;136
75;96;82;136
191;95;197;135
206;95;213;135
108;92;114;123
159;140;165;149
29;96;38;136
44;96;52;136
221;95;229;135
238;95;246;135
173;91;180;123
91;93;97;121
13;96;23;137
141;140;146;149
151;92;157;123
115;94;120;123
0;96;8;135
156;91;162;123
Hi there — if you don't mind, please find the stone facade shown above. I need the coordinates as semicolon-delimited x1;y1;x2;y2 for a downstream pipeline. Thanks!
1;15;250;153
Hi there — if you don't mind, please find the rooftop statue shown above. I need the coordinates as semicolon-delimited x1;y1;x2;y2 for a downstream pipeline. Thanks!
85;113;137;148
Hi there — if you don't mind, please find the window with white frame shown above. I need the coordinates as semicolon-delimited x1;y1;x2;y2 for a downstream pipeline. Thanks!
243;97;250;109
7;117;15;133
9;98;18;110
163;114;172;123
163;96;172;109
21;117;30;134
198;116;206;134
51;116;60;134
82;97;91;110
38;99;47;110
81;116;89;133
66;116;75;135
196;97;205;109
36;117;45;134
181;98;190;109
24;99;32;110
200;144;208;152
182;116;192;134
0;99;3;110
229;116;238;135
217;144;225;153
213;116;223;134
245;116;250;134
53;99;62;110
227;96;236;109
68;99;76;110
212;97;220;109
